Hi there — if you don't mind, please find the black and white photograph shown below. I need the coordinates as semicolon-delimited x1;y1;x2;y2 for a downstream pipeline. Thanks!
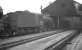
0;0;82;50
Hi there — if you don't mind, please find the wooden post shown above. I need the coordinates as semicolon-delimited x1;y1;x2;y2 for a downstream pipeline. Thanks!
57;16;60;29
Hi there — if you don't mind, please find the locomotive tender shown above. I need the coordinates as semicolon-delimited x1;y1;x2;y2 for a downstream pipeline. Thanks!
0;10;54;37
0;10;42;37
6;11;43;36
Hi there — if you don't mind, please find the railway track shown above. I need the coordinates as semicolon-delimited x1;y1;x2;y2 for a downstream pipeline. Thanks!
62;31;82;50
45;30;78;50
0;30;63;50
0;30;78;50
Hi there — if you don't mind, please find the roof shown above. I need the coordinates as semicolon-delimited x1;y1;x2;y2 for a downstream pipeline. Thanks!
41;0;77;16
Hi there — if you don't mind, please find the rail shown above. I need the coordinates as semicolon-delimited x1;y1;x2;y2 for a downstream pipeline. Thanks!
0;30;64;50
5;30;77;50
45;30;78;50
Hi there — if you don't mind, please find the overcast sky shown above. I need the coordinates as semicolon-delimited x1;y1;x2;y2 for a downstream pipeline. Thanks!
0;0;82;14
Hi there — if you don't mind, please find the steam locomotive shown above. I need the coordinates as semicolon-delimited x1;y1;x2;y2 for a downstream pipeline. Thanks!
0;11;41;37
0;9;54;37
